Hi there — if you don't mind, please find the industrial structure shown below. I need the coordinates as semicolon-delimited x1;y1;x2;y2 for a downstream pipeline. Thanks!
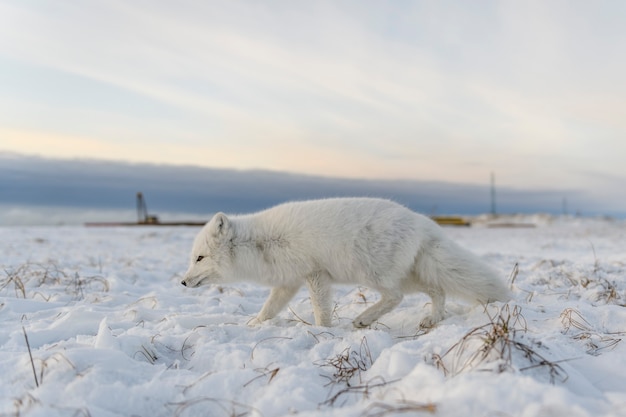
85;192;206;227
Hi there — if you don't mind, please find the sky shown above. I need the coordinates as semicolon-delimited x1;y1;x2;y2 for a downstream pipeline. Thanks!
1;1;626;222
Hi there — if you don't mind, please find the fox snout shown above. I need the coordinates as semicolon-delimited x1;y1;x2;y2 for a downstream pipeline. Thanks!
180;274;205;288
180;277;199;287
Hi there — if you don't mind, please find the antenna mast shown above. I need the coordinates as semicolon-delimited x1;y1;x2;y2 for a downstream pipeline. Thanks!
137;192;147;223
490;172;496;216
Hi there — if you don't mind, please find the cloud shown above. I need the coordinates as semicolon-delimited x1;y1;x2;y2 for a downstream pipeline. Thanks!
0;153;599;225
1;1;625;194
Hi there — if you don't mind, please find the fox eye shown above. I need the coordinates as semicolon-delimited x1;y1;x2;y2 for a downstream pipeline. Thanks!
196;255;205;262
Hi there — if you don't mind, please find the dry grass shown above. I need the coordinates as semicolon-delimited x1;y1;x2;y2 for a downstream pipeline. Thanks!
21;325;76;388
320;376;398;408
315;337;403;410
441;304;568;384
317;337;373;387
560;308;623;355
134;345;159;364
364;400;437;416
9;394;39;417
167;397;259;417
250;336;293;361
508;262;520;289
22;326;39;388
243;367;280;388
1;262;109;301
566;273;624;306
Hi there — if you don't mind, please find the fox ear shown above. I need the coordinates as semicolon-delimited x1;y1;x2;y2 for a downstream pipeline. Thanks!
210;212;231;239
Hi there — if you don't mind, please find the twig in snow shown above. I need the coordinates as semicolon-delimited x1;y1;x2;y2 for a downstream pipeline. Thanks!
320;376;399;408
364;400;437;416
22;326;39;387
250;337;293;361
287;305;312;325
509;262;520;289
167;397;259;417
243;367;280;387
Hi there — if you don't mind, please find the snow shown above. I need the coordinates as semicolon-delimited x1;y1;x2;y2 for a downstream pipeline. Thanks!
1;217;626;417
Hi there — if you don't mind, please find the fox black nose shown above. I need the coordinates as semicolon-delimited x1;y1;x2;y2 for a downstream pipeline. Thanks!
181;280;187;286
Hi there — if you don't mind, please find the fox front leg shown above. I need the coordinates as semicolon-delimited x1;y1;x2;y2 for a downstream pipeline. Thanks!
250;286;300;325
306;272;333;327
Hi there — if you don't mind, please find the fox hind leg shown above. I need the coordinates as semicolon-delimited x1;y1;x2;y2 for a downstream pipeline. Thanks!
420;287;446;328
353;289;403;328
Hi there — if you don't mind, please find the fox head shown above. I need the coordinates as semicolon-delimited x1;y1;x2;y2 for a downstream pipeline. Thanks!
181;212;234;288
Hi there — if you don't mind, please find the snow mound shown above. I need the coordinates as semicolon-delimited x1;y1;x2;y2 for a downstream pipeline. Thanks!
1;219;626;416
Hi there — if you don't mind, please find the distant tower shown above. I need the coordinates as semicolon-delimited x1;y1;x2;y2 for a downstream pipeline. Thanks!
490;172;496;216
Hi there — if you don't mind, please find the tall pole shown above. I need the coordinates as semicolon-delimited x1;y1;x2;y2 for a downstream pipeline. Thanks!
490;172;496;216
137;192;147;223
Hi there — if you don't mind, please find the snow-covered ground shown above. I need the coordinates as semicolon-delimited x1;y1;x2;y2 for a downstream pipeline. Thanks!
2;217;626;417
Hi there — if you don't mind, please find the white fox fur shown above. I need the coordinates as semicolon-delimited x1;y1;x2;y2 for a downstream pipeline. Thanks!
181;198;509;328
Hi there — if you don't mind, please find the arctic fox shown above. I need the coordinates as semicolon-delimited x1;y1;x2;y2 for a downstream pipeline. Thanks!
181;198;509;328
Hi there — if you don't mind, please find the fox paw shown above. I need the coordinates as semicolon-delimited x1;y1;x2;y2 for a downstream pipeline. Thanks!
247;317;265;326
352;319;370;328
352;314;376;328
419;314;443;329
